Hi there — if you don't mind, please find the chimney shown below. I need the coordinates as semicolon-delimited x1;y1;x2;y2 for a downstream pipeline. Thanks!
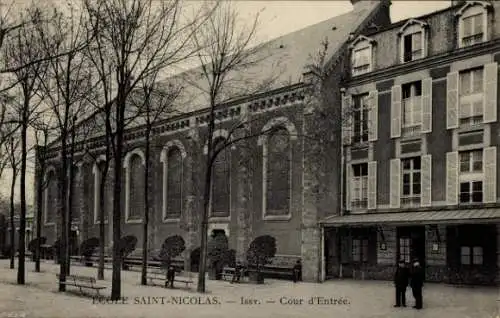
451;0;466;6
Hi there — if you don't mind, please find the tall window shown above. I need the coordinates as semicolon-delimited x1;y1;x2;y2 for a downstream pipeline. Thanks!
95;162;111;223
211;138;230;217
265;127;291;216
352;47;371;76
401;157;421;206
165;147;182;219
351;163;368;209
403;32;422;62
128;153;144;221
45;170;57;224
352;94;369;144
459;149;483;204
460;246;483;265
399;237;411;263
459;67;483;127
352;238;369;262
461;13;484;47
402;81;422;135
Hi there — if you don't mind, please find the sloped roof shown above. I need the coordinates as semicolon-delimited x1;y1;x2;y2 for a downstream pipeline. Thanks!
164;0;383;115
63;1;383;145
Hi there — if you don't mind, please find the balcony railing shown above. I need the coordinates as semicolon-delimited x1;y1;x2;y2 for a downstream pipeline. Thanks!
401;196;420;207
403;49;422;62
352;64;370;76
351;199;368;209
462;33;483;47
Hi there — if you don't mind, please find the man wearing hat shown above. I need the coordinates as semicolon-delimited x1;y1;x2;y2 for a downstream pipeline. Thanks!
393;259;409;307
410;258;424;309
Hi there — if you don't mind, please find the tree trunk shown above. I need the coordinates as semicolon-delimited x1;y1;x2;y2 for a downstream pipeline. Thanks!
197;99;216;293
35;147;44;272
9;170;16;269
17;120;27;285
111;94;125;301
66;158;74;276
57;138;69;291
98;163;107;280
141;129;151;286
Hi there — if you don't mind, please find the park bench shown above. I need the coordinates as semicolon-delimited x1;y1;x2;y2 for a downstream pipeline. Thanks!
221;266;248;282
146;267;194;288
56;274;106;296
261;255;301;280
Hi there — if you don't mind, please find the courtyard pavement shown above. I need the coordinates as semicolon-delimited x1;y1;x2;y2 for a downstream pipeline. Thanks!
0;259;498;318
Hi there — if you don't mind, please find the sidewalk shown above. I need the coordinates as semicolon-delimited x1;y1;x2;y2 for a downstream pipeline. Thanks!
0;259;498;318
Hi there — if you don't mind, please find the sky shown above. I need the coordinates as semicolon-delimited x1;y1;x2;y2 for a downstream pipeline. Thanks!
0;1;452;204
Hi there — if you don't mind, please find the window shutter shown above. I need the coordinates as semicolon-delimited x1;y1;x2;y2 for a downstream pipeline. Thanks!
346;164;352;211
421;78;433;133
342;95;352;145
390;159;401;209
368;161;377;210
391;85;402;138
421;155;432;207
446;72;459;129
368;90;378;141
446;152;459;205
483;62;498;123
483;146;497;203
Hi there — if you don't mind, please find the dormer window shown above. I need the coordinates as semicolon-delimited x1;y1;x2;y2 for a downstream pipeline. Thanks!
456;1;491;48
398;19;428;63
350;35;375;76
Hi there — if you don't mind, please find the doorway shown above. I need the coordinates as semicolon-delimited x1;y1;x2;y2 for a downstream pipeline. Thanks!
397;226;426;269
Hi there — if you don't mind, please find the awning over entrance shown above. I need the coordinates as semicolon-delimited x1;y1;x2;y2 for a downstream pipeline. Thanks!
320;208;500;227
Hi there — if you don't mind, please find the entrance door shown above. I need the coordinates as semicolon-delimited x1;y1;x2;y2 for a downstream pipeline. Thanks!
397;226;426;270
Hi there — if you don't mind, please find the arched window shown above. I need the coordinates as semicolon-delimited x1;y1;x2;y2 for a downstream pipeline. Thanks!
264;127;291;216
128;153;144;221
211;137;230;218
94;161;111;224
44;169;57;224
456;2;491;48
164;147;183;220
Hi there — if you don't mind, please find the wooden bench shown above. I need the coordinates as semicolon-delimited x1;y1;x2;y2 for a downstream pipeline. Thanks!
261;255;301;280
221;266;248;282
56;274;106;296
146;267;193;288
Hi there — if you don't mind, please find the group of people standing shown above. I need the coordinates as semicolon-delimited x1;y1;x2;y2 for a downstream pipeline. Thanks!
394;259;425;310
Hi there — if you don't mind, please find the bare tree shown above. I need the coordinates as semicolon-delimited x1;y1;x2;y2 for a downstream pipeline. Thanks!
187;1;286;293
31;118;54;273
3;127;20;269
34;4;95;285
3;6;49;285
129;74;182;285
83;0;208;299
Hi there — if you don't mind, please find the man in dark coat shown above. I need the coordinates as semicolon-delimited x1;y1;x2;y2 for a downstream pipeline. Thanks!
293;260;302;283
231;262;243;283
393;259;409;307
166;265;176;288
410;259;424;309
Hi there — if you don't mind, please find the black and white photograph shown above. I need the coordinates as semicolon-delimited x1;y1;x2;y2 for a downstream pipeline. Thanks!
0;0;498;317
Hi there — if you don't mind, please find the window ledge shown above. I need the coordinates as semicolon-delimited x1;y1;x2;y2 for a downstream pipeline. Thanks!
263;214;292;221
44;222;56;226
208;216;230;223
125;218;143;224
163;218;181;224
94;221;109;225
